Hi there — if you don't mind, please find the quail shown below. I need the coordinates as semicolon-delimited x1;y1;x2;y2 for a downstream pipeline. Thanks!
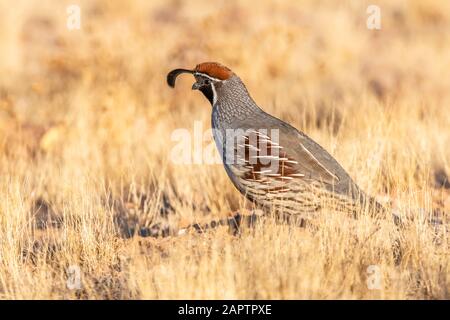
167;62;389;224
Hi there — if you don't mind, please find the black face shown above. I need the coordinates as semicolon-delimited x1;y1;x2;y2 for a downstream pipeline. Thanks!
199;85;214;105
193;75;214;105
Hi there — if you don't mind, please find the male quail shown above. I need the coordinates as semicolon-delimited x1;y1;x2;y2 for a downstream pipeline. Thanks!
167;62;388;224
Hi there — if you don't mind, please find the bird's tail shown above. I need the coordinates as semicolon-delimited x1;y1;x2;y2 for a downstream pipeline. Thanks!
363;193;445;228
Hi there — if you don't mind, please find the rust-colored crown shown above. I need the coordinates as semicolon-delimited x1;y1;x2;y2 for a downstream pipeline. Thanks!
194;62;233;80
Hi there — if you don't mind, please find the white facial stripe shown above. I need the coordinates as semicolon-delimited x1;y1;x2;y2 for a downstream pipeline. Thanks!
211;82;218;105
194;72;220;82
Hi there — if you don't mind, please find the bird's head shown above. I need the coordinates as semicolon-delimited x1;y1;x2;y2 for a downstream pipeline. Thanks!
167;62;234;105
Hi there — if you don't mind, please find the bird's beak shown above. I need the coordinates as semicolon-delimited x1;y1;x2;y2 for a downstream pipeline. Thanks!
167;68;194;88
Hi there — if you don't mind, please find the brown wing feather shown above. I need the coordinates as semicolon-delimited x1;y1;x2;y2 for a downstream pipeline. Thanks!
228;130;347;215
233;130;338;188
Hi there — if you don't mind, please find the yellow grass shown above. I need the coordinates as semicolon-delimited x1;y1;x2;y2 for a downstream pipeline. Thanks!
0;0;449;299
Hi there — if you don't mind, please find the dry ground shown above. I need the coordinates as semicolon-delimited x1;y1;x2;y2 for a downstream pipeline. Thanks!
0;0;449;299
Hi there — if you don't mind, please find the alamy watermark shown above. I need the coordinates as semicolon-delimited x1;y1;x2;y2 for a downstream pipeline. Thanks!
366;5;381;30
66;265;82;290
366;265;382;290
66;5;81;30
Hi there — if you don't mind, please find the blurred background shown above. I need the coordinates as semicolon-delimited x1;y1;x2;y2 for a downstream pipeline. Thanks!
0;0;449;299
1;0;449;211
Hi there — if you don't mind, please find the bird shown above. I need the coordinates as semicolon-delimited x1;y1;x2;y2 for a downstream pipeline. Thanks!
167;62;392;230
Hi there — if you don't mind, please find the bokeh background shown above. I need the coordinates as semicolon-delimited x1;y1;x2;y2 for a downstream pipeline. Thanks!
0;0;449;299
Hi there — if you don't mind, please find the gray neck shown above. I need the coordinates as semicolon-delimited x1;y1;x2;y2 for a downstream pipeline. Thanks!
212;76;261;124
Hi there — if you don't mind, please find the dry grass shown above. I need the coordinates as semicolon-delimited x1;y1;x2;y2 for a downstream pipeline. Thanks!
0;0;449;299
